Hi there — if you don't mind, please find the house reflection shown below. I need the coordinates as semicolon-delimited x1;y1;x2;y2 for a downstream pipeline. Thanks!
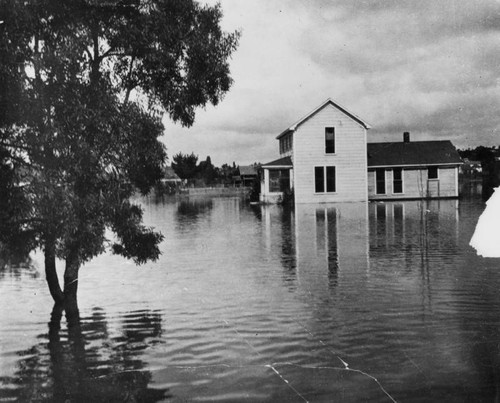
261;204;297;287
283;202;369;292
369;199;460;311
369;199;459;259
260;199;460;297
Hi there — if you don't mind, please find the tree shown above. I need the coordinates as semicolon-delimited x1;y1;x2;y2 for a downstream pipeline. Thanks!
198;155;216;185
0;0;239;305
171;152;199;181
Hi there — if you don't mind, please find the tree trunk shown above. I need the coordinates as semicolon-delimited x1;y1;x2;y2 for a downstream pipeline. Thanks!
64;251;80;303
45;238;64;304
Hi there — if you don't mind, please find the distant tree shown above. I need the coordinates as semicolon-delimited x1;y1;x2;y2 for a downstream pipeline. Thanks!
458;146;497;164
219;162;239;185
171;152;199;181
198;155;216;185
0;0;239;305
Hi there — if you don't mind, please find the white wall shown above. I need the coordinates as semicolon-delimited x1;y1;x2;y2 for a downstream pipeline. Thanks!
293;104;368;203
368;166;460;199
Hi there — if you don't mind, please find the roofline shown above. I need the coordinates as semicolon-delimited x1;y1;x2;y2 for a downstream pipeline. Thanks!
368;140;455;145
277;98;371;139
261;164;293;169
368;162;463;169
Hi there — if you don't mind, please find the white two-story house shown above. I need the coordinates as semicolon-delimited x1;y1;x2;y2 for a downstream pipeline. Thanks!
260;98;371;204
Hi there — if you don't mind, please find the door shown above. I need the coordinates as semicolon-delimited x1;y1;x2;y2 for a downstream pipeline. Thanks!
376;169;386;194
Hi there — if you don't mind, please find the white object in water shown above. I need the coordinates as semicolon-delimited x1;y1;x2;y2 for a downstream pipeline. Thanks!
470;187;500;257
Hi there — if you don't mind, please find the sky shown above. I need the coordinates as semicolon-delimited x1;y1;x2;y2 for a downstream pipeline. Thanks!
162;0;500;167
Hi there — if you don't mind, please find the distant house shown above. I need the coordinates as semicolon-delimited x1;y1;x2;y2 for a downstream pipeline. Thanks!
260;98;371;204
238;165;258;187
162;166;182;184
367;132;462;200
159;166;182;192
460;158;482;177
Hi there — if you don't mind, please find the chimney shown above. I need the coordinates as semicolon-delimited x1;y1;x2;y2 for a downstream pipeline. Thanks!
403;131;410;143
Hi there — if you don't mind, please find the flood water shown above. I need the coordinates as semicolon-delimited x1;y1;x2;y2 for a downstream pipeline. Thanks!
1;195;500;402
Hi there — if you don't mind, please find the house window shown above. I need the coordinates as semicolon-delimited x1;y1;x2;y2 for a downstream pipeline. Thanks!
376;168;386;194
269;169;290;192
325;127;335;154
315;166;336;193
428;166;438;179
279;133;293;154
326;166;336;192
315;166;324;193
393;168;403;193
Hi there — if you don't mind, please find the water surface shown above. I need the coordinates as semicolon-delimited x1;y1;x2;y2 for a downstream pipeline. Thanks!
1;195;499;402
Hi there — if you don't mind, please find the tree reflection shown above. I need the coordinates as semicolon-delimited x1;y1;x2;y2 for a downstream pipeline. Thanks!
0;247;38;279
1;302;170;402
176;198;213;217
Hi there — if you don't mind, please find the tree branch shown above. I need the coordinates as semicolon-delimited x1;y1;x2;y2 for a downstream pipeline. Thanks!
123;55;136;104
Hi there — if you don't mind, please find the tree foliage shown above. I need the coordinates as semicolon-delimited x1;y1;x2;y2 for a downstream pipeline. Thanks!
171;152;199;180
198;155;216;185
0;0;239;303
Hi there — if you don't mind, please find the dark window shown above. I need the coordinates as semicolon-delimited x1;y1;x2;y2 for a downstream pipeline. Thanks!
325;127;335;153
326;166;336;192
315;166;324;193
428;166;438;179
393;168;403;193
315;166;336;193
376;168;386;194
279;134;292;154
269;169;290;192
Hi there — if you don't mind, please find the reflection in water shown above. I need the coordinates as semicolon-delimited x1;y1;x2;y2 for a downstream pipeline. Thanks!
0;249;37;280
177;197;213;217
370;199;459;254
1;304;169;402
4;196;500;401
280;206;297;282
294;203;369;292
261;204;297;287
315;207;339;287
370;200;459;285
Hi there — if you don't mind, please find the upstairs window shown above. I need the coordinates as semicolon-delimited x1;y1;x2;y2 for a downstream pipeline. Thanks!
428;166;438;179
325;127;335;154
279;133;293;154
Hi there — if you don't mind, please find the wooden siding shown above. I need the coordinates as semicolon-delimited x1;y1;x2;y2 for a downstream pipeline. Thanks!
368;167;459;199
293;104;368;203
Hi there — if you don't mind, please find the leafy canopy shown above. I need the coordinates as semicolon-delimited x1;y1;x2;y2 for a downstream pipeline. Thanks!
0;0;239;267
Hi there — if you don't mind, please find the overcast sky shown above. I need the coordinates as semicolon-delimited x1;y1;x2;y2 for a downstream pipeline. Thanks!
162;0;500;166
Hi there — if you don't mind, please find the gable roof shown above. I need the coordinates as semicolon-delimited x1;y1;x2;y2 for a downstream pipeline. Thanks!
163;166;182;181
239;165;258;176
261;156;293;168
277;98;371;139
367;140;463;167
